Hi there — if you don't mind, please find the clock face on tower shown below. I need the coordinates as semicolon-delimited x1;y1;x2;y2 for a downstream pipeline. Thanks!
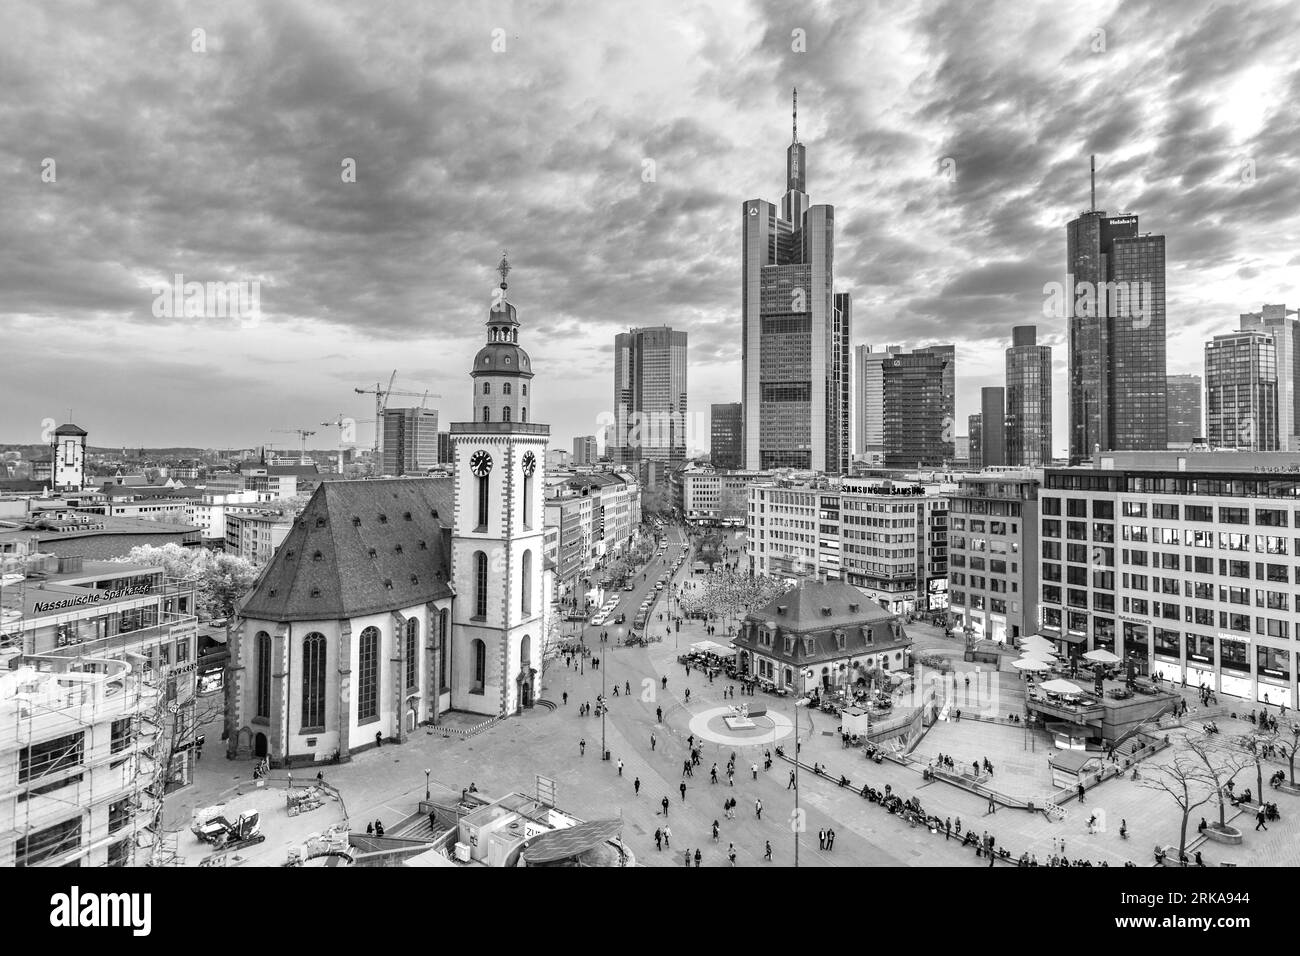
470;450;493;477
522;451;536;476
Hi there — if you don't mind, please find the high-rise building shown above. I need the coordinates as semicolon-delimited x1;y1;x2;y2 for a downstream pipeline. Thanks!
968;414;982;470
437;430;453;464
612;326;688;470
381;407;439;476
742;90;851;473
1205;330;1278;451
1005;326;1053;466
1066;159;1167;463
1165;373;1203;447
1238;304;1299;450
881;347;955;467
710;403;743;469
980;387;1007;467
572;435;598;467
854;345;901;464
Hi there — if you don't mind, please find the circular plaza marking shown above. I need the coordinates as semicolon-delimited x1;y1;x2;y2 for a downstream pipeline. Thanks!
687;705;794;747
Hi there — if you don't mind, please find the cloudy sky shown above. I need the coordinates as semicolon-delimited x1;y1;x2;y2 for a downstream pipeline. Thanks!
2;0;1298;457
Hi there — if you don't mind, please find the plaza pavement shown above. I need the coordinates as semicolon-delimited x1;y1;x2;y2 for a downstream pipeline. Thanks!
164;530;1299;866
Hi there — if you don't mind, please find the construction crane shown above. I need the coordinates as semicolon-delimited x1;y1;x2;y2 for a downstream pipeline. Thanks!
354;371;442;467
320;414;376;474
270;428;318;462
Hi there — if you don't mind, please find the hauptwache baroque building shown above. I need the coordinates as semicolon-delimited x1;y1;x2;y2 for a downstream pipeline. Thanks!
229;259;552;764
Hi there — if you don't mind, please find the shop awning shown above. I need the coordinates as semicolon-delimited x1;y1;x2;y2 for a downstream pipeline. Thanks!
1056;631;1087;645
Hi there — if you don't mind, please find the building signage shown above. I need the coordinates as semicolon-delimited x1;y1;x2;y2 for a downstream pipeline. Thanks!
1108;217;1137;225
33;585;151;613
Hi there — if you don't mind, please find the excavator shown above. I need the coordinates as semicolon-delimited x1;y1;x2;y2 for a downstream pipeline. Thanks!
192;807;266;851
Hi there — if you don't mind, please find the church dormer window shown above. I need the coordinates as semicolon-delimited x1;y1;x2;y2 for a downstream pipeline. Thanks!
503;383;512;395
483;382;491;394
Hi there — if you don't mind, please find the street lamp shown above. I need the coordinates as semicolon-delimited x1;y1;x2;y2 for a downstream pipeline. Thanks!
794;667;814;868
424;768;431;801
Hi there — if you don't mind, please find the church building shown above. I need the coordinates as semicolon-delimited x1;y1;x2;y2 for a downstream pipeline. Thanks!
228;257;552;765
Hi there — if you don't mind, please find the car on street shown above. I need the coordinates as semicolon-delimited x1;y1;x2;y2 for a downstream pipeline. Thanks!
623;583;635;591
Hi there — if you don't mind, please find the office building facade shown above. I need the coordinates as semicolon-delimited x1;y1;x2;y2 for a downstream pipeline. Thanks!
1066;188;1167;462
1036;451;1300;710
1006;326;1053;466
1238;304;1299;450
612;326;688;469
742;92;850;474
572;435;598;467
381;407;439;476
881;348;955;467
854;345;901;465
710;403;743;470
1205;330;1278;451
980;387;1007;468
1165;374;1203;447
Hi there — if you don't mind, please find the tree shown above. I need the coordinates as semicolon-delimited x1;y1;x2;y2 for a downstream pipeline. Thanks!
1183;733;1251;832
1140;749;1218;860
1281;720;1300;788
1237;731;1276;805
115;544;259;622
679;570;792;635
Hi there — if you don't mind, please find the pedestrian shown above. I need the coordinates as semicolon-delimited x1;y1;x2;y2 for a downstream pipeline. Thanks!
656;706;663;723
625;680;631;695
663;825;672;847
728;843;737;866
988;794;997;814
661;796;670;817
683;849;690;867
1077;783;1086;803
654;827;663;850
634;776;641;795
651;733;657;751
727;767;735;786
617;758;624;776
685;688;691;703
375;731;383;748
764;840;773;861
366;821;374;835
752;763;758;780
694;848;702;867
661;676;668;689
945;817;951;840
826;827;835;850
1256;807;1268;831
562;691;568;706
788;770;796;790
712;820;720;842
711;764;718;784
580;738;586;756
680;781;687;802
755;798;763;820
819;828;826;850
374;819;384;837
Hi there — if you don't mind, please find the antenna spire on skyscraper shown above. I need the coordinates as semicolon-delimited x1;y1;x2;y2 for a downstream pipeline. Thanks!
1090;154;1096;211
792;86;798;143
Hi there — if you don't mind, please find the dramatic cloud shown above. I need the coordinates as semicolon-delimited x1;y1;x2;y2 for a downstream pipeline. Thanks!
1;0;1297;456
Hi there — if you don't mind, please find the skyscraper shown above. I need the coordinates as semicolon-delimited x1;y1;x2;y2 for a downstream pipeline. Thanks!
968;413;983;469
980;387;1007;467
1066;158;1167;463
1165;373;1202;447
1205;330;1278;450
854;345;901;465
742;90;851;473
381;407;439;475
572;435;598;466
881;348;955;467
612;326;688;470
710;403;743;469
1238;304;1299;450
1005;325;1052;466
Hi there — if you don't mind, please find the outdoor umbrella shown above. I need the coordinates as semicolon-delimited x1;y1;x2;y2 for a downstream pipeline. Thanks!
1039;678;1084;695
1083;649;1121;664
1012;658;1052;672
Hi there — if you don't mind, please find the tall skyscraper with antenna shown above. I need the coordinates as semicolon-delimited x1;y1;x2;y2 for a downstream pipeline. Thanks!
741;89;851;473
1066;156;1167;463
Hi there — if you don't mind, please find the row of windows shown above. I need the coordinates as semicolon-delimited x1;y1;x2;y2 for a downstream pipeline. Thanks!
482;382;527;395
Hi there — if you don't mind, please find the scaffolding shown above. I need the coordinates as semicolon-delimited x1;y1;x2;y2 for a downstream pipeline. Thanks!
0;566;203;867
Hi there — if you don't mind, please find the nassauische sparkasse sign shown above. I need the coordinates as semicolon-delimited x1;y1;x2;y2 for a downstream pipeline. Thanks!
33;585;151;613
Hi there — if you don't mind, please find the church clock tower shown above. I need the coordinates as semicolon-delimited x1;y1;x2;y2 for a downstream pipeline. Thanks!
449;255;550;717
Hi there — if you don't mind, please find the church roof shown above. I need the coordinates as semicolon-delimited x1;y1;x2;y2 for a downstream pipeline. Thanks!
238;477;455;623
53;423;88;437
472;343;533;375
